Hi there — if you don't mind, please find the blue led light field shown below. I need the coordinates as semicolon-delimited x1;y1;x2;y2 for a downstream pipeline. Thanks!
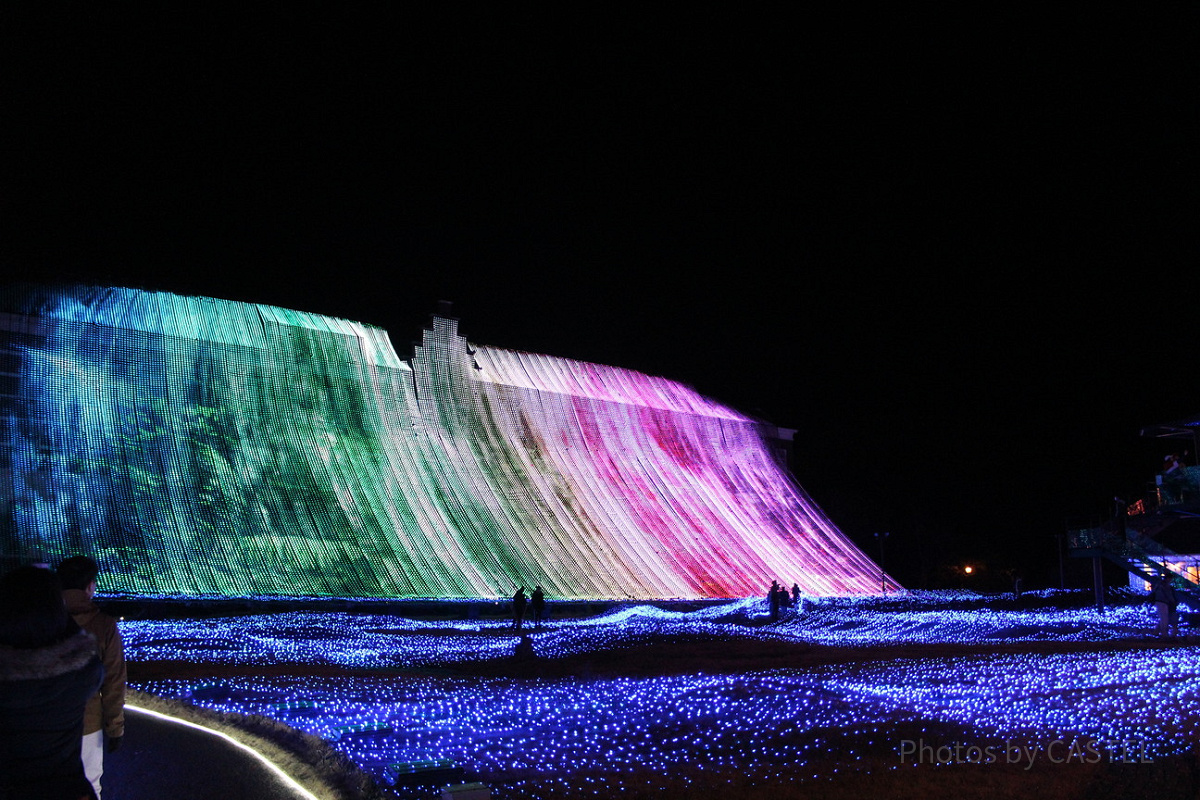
125;592;1199;798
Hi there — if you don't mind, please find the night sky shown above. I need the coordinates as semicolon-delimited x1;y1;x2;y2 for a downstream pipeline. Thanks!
4;9;1196;590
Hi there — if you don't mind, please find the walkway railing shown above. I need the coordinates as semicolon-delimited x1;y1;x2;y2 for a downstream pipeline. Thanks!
1068;524;1200;594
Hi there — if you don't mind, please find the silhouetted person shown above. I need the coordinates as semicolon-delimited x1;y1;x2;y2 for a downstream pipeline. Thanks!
1163;454;1189;503
530;586;546;627
791;583;801;607
512;587;528;630
59;556;125;800
768;580;780;621
0;566;102;800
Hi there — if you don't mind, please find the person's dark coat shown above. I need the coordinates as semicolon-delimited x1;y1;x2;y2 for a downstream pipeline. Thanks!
0;628;102;800
64;589;125;740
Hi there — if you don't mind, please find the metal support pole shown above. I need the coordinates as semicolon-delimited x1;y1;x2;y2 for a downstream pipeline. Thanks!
1092;556;1105;613
1057;533;1066;590
874;532;889;593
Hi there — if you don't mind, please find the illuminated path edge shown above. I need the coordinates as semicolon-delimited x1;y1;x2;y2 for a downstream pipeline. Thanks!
124;703;322;800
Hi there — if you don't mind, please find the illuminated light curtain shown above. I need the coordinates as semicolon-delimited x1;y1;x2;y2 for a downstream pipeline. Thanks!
0;285;892;598
469;346;886;598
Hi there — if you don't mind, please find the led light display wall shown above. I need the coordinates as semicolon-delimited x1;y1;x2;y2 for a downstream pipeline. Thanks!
0;285;891;598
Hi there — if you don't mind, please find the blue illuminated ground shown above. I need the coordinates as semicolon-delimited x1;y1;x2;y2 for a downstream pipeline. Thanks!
122;591;1200;798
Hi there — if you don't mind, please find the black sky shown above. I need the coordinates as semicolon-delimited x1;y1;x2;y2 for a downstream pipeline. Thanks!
3;9;1197;589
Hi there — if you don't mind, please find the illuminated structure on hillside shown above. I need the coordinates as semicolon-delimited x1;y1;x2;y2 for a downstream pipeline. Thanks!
0;285;890;598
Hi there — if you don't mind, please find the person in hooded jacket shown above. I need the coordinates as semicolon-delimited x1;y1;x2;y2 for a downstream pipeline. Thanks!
0;565;102;800
58;556;125;799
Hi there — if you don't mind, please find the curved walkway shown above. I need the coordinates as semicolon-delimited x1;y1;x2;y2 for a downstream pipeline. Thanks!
99;705;321;800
